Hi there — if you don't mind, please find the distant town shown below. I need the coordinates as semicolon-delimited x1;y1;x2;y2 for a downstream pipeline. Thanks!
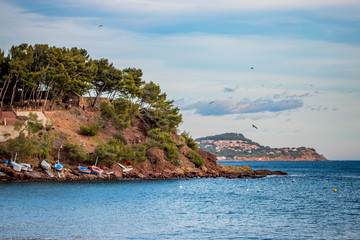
195;133;327;161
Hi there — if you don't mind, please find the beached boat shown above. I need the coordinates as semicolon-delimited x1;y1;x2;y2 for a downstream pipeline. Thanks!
11;161;22;172
89;166;103;175
54;163;63;171
54;149;63;171
20;163;33;172
117;163;133;173
89;157;103;175
78;166;91;174
41;160;51;170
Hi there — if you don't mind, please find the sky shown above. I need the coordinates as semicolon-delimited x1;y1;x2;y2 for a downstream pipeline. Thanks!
0;0;359;160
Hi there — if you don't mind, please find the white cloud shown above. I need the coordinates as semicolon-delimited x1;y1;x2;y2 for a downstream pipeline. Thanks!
60;0;360;14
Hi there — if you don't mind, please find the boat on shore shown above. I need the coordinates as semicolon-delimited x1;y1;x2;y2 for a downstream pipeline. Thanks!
78;166;91;174
89;166;103;175
20;163;33;172
54;150;63;171
54;163;63;171
10;153;22;172
41;160;51;170
10;161;22;172
117;163;133;173
88;157;103;175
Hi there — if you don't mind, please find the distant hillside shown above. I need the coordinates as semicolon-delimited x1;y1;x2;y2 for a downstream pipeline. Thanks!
195;133;328;161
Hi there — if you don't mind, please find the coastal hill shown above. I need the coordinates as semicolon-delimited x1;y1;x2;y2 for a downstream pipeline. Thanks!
196;133;328;161
0;43;286;181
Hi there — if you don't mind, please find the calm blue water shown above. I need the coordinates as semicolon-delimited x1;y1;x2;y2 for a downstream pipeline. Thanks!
1;161;359;240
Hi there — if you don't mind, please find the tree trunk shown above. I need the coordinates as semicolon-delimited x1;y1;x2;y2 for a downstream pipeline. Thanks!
27;87;34;106
19;84;26;106
42;81;53;111
10;78;19;107
37;88;44;107
91;84;106;107
0;77;10;107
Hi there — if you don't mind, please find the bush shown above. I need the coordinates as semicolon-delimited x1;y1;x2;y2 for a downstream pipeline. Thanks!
181;131;199;151
95;139;147;165
80;123;99;136
187;150;204;168
64;142;88;163
0;142;9;155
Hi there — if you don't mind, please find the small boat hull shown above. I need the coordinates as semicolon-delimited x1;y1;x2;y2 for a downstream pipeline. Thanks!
41;160;51;170
89;166;103;175
54;163;63;171
11;161;22;172
20;163;33;172
78;166;91;174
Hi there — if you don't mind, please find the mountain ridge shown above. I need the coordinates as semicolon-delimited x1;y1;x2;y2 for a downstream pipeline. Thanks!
196;132;328;161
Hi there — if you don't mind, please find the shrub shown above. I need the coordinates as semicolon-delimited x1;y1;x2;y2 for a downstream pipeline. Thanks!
0;142;9;155
64;142;88;163
187;150;204;168
80;123;99;136
181;131;199;151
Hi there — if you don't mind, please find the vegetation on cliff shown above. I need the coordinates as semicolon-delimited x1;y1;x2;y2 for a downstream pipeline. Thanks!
0;43;201;169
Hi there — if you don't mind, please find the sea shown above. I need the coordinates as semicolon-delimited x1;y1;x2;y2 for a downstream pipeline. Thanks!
1;161;359;240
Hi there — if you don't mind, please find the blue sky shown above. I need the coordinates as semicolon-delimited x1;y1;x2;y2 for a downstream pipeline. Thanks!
1;0;360;160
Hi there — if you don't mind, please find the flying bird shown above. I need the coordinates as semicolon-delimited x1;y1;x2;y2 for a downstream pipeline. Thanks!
209;101;215;104
98;25;103;28
252;124;258;129
250;67;254;69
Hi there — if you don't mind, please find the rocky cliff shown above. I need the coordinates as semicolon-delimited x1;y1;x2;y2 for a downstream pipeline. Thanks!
0;109;286;182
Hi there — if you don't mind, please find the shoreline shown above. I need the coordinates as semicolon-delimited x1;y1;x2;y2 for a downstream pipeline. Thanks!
0;162;287;182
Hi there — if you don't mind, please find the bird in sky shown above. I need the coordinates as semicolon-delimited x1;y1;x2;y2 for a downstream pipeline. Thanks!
98;25;103;28
252;124;258;129
250;67;254;69
209;101;215;104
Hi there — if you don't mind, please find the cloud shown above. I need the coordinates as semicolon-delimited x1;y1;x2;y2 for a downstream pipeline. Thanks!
60;0;360;14
182;97;303;116
223;87;236;93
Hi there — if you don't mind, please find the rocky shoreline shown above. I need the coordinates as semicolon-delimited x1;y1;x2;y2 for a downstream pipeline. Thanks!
0;150;287;182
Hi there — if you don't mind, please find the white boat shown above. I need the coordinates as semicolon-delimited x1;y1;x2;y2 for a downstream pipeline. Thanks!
11;161;22;172
89;166;103;175
89;157;103;175
10;153;22;172
20;163;33;172
41;160;51;170
117;163;133;173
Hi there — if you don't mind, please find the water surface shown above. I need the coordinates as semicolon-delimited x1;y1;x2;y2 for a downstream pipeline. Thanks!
1;161;359;239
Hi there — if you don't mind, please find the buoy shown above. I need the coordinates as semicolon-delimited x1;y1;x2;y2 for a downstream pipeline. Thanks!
333;188;337;192
179;186;183;189
350;182;353;184
292;179;295;183
246;189;249;191
281;182;283;184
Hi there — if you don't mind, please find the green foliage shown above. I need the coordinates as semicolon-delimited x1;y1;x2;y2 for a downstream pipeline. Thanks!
181;131;199;151
15;112;43;135
94;138;147;165
8;133;35;159
100;101;115;119
64;142;88;163
0;142;9;155
186;150;204;168
146;128;180;163
80;123;100;136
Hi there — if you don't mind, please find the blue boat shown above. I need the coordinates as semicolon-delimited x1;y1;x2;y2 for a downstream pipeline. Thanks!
78;166;91;174
54;163;63;171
